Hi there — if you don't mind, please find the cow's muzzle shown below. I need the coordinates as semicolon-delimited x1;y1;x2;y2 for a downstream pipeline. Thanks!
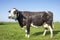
8;16;11;19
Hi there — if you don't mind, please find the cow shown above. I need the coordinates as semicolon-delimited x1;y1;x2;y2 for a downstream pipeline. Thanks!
8;8;53;38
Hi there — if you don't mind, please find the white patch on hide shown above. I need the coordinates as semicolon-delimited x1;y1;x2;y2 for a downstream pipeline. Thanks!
31;23;38;28
25;29;27;33
43;23;49;28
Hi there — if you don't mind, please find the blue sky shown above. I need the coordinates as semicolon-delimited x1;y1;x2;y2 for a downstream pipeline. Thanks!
0;0;60;22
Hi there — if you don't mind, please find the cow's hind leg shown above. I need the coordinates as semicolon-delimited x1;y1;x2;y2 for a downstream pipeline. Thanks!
43;28;48;36
49;25;53;38
43;23;48;36
43;23;53;38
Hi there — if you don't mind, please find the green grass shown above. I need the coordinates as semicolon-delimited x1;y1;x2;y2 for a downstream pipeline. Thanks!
0;22;60;40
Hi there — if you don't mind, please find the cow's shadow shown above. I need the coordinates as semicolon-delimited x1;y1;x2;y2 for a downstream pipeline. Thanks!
32;30;60;36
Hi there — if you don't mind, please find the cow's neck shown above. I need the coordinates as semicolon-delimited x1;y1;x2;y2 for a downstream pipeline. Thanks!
17;12;24;28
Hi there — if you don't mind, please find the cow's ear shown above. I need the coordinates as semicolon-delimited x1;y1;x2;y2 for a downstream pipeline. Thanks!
8;10;11;13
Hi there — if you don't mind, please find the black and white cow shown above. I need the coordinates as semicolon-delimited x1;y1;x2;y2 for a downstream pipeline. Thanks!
8;8;53;38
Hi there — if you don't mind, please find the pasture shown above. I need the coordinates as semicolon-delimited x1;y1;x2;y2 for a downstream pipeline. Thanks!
0;22;60;40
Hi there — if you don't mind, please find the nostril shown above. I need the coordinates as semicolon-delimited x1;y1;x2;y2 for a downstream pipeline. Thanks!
8;16;11;19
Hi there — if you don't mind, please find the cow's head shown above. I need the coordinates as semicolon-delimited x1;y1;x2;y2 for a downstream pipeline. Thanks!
8;8;18;19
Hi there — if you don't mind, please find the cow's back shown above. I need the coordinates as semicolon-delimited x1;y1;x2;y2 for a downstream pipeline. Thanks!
22;11;47;18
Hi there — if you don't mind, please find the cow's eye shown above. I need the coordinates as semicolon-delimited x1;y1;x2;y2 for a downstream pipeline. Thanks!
14;11;17;14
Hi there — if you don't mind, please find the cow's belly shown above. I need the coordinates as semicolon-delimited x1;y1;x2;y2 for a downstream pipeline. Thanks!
31;23;39;28
31;22;43;26
31;19;44;26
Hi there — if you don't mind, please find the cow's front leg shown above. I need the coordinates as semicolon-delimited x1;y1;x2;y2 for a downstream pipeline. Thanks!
25;18;31;38
25;26;30;38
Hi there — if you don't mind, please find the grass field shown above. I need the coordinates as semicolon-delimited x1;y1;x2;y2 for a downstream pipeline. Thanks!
0;22;60;40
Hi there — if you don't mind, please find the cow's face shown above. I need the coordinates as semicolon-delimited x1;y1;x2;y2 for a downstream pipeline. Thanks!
8;8;18;19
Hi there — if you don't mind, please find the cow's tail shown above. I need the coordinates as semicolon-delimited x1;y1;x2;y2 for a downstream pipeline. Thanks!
47;11;54;29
